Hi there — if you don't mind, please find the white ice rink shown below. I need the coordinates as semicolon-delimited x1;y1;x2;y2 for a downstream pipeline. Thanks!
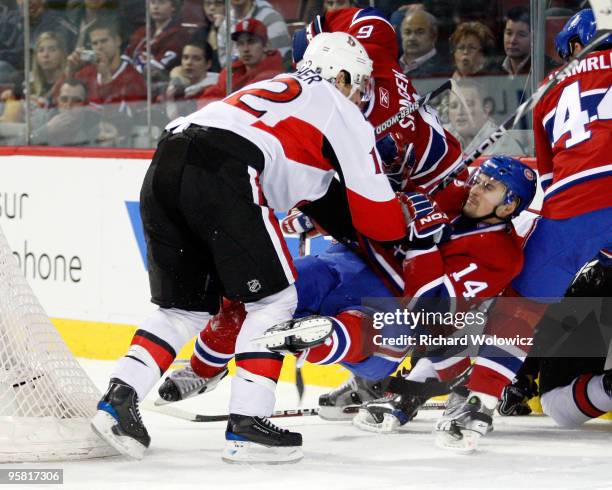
3;359;612;490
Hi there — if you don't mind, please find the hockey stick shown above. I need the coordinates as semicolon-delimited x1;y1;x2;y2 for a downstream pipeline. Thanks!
142;400;446;423
426;24;612;196
374;79;453;136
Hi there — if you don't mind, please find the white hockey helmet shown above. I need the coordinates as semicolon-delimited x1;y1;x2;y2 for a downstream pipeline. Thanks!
299;32;373;98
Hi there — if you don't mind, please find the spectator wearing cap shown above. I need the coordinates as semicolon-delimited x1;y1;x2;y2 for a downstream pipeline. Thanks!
198;18;283;106
217;0;291;68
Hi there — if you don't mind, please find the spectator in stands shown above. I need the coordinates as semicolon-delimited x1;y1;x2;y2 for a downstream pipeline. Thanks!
17;0;77;52
199;18;283;106
164;39;219;119
323;0;353;11
0;31;67;122
217;0;291;68
67;19;146;138
449;21;501;79
126;0;191;79
30;78;104;146
0;62;23;123
399;8;449;78
501;6;531;78
65;0;128;51
190;0;225;72
30;32;68;107
446;79;524;155
0;2;25;71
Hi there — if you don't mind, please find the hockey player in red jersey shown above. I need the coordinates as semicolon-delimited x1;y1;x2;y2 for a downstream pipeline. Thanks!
256;157;536;431
428;8;612;451
293;6;463;192
91;32;409;464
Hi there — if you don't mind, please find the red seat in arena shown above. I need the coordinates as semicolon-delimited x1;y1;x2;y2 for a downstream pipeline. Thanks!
268;0;302;22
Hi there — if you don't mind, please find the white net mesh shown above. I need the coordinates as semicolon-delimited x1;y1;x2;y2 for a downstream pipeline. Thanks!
0;225;116;461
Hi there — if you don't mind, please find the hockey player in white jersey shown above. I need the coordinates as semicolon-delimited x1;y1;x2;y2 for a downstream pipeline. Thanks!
90;32;408;464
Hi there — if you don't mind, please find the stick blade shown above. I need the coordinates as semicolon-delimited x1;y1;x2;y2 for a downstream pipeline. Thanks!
591;0;612;30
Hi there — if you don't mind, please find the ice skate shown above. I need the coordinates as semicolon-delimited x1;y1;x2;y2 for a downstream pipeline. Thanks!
91;378;151;460
222;414;303;464
155;363;228;405
318;375;384;420
253;315;334;353
434;391;494;454
353;392;428;433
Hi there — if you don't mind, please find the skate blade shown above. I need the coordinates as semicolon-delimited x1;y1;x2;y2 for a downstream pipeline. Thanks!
434;429;481;454
352;411;400;434
222;440;303;464
318;405;358;421
255;317;333;349
91;411;147;460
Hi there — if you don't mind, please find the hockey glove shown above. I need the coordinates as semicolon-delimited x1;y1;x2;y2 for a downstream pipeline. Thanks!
399;192;450;248
376;132;413;191
281;209;315;235
498;375;538;416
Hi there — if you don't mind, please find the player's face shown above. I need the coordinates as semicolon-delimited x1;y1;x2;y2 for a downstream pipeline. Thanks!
402;13;436;59
236;34;265;67
463;172;508;219
453;34;484;76
181;45;210;83
504;20;530;60
36;38;63;71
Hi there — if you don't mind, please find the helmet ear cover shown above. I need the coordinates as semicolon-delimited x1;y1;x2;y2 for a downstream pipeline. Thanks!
299;32;373;96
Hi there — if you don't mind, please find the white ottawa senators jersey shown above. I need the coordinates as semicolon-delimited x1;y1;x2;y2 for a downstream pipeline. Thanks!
165;67;406;242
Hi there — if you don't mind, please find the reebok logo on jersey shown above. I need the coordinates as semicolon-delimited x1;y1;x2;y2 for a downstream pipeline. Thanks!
379;87;389;108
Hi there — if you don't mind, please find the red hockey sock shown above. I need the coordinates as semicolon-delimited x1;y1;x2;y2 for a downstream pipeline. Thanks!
304;310;373;365
191;299;245;378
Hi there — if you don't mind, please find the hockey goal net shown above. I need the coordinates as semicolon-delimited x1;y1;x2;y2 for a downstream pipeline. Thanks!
0;225;116;461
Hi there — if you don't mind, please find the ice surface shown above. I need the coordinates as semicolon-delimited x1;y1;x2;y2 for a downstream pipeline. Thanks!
1;359;611;490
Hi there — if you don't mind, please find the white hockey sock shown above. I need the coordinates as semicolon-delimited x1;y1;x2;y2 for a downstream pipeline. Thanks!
406;358;440;382
586;374;612;413
112;308;211;402
469;390;498;410
541;374;611;428
229;285;297;417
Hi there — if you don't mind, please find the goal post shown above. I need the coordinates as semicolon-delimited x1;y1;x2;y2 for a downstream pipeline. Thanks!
0;225;117;462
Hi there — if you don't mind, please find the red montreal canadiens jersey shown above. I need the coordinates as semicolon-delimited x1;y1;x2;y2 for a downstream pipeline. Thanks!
534;48;612;219
359;183;524;310
165;69;406;242
321;7;462;190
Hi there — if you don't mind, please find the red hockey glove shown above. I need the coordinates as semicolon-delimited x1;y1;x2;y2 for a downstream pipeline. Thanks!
281;209;316;236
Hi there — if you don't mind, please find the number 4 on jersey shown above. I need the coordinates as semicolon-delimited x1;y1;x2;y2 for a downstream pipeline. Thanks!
551;81;612;148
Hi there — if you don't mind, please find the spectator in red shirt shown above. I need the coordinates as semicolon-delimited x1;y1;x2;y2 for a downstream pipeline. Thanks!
198;18;283;106
66;19;146;139
126;0;191;78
